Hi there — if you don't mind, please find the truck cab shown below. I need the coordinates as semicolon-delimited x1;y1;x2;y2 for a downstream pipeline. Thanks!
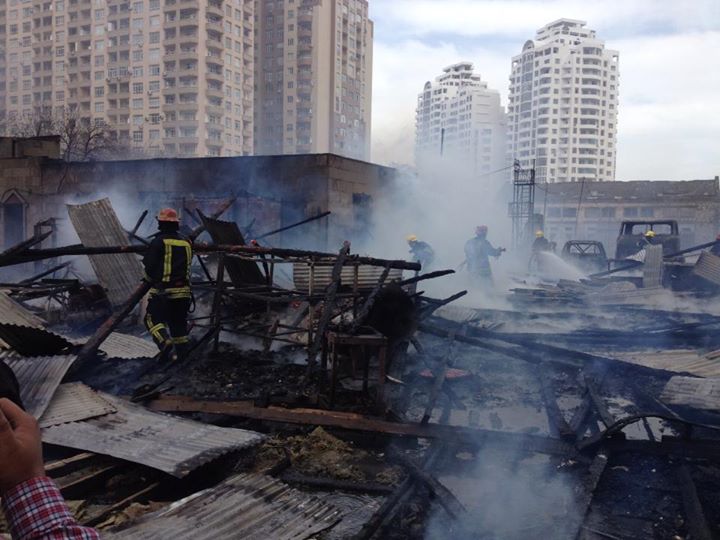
615;220;680;260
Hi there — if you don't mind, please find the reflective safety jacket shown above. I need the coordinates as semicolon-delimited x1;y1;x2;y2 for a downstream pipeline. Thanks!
142;232;192;299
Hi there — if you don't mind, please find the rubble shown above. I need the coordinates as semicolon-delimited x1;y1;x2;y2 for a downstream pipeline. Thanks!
2;196;720;539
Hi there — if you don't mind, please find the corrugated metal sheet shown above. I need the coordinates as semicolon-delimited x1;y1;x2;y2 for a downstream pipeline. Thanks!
293;263;404;293
99;332;158;359
643;245;664;288
42;391;264;477
660;376;720;410
0;292;45;328
693;252;720;285
201;215;266;286
108;473;341;540
67;198;144;306
39;383;116;428
0;323;74;356
612;350;720;378
5;355;77;417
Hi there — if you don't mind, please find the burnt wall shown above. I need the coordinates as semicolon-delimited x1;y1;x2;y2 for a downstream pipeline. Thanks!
0;153;396;252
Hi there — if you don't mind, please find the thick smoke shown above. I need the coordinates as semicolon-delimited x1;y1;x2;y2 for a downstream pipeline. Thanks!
359;157;540;308
425;446;579;539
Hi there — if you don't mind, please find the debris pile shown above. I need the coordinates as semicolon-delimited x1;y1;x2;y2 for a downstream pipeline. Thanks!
2;197;720;539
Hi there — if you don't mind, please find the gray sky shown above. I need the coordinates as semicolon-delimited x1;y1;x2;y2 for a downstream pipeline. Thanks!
368;0;720;180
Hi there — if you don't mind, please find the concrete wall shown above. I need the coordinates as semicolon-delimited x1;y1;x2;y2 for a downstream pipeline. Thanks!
0;153;395;252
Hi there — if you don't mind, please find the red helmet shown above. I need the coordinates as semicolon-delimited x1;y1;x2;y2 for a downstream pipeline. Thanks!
157;208;180;223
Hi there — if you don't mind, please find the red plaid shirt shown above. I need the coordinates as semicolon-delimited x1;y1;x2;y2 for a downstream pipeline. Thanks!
2;477;99;539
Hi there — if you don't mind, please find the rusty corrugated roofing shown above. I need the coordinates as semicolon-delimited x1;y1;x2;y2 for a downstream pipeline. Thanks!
99;332;158;359
39;383;116;428
5;355;78;417
0;324;74;356
67;198;144;306
108;473;341;539
42;391;264;477
0;292;45;328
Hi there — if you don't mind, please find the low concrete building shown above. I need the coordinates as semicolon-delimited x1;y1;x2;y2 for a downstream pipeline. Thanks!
540;179;720;256
0;138;395;252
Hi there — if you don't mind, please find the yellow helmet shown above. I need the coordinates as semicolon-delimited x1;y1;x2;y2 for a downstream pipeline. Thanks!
535;230;544;238
644;230;656;238
406;234;418;242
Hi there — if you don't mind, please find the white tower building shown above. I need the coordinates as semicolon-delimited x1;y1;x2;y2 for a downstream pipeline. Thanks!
415;62;507;183
507;19;619;183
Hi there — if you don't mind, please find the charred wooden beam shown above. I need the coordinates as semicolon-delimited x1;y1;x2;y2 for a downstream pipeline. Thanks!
147;396;576;456
560;450;609;540
421;334;455;425
0;243;420;271
83;481;161;527
74;281;151;366
255;211;331;240
19;262;71;284
187;197;237;241
676;463;713;540
538;369;575;440
388;445;467;520
308;241;351;369
349;263;391;333
583;375;616;429
0;230;53;258
398;269;454;287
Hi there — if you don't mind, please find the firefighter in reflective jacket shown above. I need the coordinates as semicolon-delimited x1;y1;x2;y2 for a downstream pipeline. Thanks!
143;208;192;362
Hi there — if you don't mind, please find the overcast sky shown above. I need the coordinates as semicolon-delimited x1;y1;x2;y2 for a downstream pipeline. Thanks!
368;0;720;181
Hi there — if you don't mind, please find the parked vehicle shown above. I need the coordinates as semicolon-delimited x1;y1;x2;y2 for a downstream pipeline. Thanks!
561;240;608;273
615;220;680;260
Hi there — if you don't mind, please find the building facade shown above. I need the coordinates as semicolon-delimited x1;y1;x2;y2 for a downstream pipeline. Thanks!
0;136;394;252
0;0;255;158
415;62;507;183
254;0;373;161
508;19;619;183
540;179;720;256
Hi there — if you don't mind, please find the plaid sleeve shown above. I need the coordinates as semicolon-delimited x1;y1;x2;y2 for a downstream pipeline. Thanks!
1;477;100;540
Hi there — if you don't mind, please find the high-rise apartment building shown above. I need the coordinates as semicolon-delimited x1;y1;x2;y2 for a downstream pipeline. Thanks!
507;19;619;183
415;62;507;182
254;0;372;160
0;0;255;158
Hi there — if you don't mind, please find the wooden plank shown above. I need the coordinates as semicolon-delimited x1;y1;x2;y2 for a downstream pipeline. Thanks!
83;481;161;527
280;471;394;495
421;334;455;425
147;396;576;456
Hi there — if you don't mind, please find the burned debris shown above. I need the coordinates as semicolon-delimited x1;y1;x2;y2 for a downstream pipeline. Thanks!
2;189;720;540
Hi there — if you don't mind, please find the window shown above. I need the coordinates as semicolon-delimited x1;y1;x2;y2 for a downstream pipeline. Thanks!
133;2;143;13
94;86;104;97
149;65;160;76
640;207;654;218
562;207;577;218
132;97;143;108
149;130;160;141
623;207;638;218
148;80;160;92
133;66;143;77
132;115;143;125
132;50;143;61
601;207;615;218
132;130;143;143
132;82;143;94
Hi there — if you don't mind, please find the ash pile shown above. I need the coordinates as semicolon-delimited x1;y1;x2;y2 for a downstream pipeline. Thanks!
1;198;720;540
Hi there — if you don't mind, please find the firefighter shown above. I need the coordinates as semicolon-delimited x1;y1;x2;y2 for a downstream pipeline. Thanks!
143;208;193;362
406;234;435;271
464;225;505;287
532;230;552;253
